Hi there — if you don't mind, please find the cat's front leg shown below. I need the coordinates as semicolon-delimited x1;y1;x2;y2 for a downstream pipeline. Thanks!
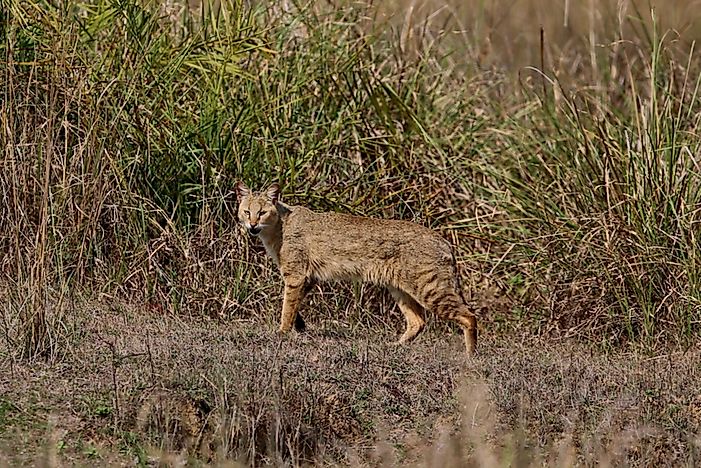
291;279;317;332
279;275;306;333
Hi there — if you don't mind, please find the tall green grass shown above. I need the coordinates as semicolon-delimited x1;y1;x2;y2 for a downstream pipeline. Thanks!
487;12;701;348
1;0;700;360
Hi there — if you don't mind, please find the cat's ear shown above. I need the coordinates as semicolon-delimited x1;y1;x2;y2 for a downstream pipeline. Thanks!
236;181;251;201
266;183;280;203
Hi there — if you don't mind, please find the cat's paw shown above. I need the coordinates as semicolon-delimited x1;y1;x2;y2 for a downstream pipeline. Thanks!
276;326;292;336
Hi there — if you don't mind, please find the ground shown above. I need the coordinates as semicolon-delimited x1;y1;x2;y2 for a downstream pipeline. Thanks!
2;298;700;467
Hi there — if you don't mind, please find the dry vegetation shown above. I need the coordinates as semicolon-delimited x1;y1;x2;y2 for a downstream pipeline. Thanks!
3;304;701;466
2;0;701;465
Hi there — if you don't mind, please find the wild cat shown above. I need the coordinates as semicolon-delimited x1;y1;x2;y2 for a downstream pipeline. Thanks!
236;182;478;356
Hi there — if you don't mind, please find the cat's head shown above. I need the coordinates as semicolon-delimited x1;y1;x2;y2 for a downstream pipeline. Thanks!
236;182;281;237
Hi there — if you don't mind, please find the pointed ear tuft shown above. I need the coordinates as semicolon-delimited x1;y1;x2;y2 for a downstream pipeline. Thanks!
266;183;281;203
236;181;251;201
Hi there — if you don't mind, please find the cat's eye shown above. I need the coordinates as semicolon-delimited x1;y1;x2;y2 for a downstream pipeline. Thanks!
244;210;250;217
258;210;267;216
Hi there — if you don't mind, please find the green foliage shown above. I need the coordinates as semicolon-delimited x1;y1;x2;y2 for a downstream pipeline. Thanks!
490;16;701;346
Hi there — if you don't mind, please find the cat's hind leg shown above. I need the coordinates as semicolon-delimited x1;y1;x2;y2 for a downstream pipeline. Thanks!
424;291;477;355
388;286;426;344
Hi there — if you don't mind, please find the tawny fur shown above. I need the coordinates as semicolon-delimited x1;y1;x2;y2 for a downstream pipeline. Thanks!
236;181;478;356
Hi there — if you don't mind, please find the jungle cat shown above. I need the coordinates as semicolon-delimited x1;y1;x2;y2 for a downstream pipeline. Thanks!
236;182;478;356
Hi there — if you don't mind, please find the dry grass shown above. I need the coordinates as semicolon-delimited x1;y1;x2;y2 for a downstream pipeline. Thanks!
370;0;701;67
2;302;701;466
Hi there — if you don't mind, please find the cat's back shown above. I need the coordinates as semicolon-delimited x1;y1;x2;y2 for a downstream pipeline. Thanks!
279;203;452;260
